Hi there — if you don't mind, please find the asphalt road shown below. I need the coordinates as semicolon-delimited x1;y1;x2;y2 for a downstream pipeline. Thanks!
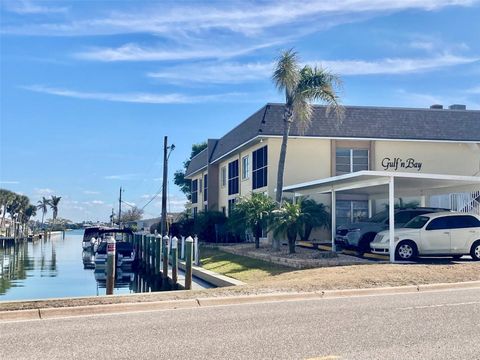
1;287;480;360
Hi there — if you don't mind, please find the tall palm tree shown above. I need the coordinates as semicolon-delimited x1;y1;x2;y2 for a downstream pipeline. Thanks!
49;195;61;230
24;205;37;234
272;49;343;203
37;197;51;229
0;189;14;230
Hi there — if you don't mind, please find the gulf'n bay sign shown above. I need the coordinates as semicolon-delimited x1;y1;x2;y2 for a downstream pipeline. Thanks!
381;157;423;171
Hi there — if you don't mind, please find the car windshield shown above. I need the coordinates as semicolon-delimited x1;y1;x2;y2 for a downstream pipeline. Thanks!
404;215;430;229
366;210;388;223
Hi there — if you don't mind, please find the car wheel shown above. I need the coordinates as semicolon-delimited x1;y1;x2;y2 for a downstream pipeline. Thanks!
395;241;418;261
470;240;480;261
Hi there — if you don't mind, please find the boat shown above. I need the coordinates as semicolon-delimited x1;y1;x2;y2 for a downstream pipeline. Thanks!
91;228;136;268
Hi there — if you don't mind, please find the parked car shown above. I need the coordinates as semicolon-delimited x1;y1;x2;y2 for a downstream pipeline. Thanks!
335;207;449;255
370;212;480;261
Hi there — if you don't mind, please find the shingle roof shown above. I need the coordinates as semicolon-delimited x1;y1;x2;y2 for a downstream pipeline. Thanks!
186;103;480;176
185;147;208;177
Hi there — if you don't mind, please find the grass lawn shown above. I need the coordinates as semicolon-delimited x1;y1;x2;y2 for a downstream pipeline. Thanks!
200;246;293;283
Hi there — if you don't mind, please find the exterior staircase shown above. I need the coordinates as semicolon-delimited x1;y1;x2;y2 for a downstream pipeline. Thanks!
450;191;480;216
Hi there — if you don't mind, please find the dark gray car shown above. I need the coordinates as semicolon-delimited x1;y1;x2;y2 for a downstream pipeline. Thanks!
335;207;449;255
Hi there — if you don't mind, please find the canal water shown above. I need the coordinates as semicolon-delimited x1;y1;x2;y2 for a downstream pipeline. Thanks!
0;229;170;301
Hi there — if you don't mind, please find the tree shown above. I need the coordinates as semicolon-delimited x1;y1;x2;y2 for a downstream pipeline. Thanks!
272;49;343;203
37;197;51;229
298;198;330;241
269;200;305;254
120;206;143;223
49;195;61;230
174;142;208;199
231;193;276;249
0;189;15;230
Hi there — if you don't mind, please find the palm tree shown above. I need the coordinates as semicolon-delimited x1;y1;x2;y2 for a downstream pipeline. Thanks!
0;189;14;231
272;49;343;203
231;193;276;249
24;205;37;234
269;200;305;254
298;198;330;241
49;195;61;231
37;197;50;230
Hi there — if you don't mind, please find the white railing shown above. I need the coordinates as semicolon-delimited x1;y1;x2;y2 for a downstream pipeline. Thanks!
450;191;480;215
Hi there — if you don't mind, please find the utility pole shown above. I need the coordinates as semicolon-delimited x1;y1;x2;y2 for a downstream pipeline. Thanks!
161;136;168;236
160;136;175;236
118;187;122;229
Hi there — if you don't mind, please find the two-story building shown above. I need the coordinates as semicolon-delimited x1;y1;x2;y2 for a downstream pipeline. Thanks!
185;103;480;227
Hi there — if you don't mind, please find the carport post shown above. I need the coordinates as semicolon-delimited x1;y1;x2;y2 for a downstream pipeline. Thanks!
331;190;336;253
389;176;395;263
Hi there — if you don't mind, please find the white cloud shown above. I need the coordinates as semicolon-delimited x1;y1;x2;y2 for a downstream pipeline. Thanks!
4;0;68;15
148;62;274;84
21;84;249;104
395;89;480;110
2;1;477;37
34;188;55;195
319;54;479;75
83;190;100;195
75;41;279;62
149;54;479;85
91;200;104;205
0;180;20;184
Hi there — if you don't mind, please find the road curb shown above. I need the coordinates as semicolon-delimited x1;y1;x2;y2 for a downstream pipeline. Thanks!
2;281;480;322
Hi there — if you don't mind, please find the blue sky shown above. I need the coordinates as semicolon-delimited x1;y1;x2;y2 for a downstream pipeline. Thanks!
1;0;479;222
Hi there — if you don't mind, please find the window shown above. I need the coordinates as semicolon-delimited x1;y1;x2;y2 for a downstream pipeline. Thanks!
193;207;198;218
449;215;480;229
228;199;236;216
221;166;227;188
191;179;198;204
252;146;268;190
242;155;250;180
395;211;416;225
199;178;203;194
228;160;239;195
336;200;368;226
426;217;450;230
336;148;369;175
405;216;430;229
203;174;208;202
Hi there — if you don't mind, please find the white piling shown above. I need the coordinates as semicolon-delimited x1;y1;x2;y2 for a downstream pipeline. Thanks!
194;235;199;266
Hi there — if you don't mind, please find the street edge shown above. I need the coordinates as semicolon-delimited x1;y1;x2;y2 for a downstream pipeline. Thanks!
2;280;480;322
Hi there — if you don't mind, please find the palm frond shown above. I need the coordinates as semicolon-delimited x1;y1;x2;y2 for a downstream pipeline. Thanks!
298;65;345;121
272;49;300;99
292;97;313;134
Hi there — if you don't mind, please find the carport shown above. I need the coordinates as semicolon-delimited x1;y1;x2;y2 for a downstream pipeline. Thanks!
283;171;480;262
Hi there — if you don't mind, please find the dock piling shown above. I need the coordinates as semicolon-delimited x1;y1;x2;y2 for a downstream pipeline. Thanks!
171;236;178;288
162;235;169;282
185;236;193;290
106;236;116;295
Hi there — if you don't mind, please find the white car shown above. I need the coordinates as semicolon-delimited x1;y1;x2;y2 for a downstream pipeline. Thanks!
370;212;480;261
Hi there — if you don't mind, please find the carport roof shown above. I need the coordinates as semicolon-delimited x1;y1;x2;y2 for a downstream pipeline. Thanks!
283;171;480;196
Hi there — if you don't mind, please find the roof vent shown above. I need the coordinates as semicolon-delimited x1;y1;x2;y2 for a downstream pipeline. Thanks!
448;104;466;110
430;104;443;109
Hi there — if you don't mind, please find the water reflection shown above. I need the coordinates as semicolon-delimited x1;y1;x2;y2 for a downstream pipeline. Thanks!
0;231;170;301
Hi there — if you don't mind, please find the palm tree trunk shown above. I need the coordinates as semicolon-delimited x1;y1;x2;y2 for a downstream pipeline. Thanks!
275;107;293;204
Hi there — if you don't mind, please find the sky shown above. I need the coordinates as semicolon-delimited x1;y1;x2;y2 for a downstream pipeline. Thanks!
1;0;479;223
